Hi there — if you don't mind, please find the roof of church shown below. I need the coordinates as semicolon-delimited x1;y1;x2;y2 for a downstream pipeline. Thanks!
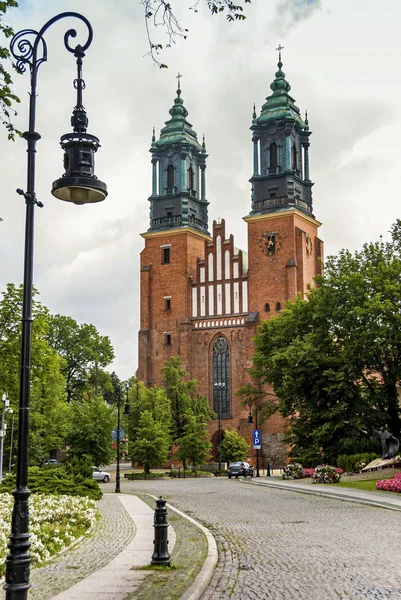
154;88;202;151
253;59;307;130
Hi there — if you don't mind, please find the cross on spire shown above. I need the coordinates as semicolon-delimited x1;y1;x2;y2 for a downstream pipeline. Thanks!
176;72;183;90
276;44;284;63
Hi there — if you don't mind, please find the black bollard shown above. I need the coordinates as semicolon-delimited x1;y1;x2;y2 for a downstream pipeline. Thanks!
267;462;271;476
151;496;171;566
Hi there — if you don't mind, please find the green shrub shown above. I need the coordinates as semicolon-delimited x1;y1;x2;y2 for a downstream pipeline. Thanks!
336;453;379;473
290;454;321;468
0;467;102;501
65;454;93;480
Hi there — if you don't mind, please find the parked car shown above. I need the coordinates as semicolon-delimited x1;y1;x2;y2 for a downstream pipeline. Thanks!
227;461;254;478
92;466;111;483
41;458;58;466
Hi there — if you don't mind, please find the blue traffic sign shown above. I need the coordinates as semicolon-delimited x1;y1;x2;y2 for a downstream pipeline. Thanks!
253;429;261;450
112;427;125;442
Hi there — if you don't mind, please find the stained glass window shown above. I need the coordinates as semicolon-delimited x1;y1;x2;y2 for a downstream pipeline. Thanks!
212;336;230;417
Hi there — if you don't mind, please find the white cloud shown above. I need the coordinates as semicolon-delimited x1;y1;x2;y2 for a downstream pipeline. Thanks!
2;0;401;378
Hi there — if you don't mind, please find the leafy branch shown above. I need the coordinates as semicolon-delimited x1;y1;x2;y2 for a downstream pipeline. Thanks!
0;0;21;140
141;0;251;68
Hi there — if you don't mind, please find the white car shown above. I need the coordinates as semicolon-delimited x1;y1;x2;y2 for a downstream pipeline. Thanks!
92;466;111;483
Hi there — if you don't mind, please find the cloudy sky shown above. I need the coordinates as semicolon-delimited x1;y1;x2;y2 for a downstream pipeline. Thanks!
1;0;400;378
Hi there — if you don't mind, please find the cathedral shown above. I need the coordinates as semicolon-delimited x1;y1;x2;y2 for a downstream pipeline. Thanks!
137;53;324;467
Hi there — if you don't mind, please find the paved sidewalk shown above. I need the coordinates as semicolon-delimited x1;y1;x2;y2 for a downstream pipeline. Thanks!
52;494;172;600
247;476;401;511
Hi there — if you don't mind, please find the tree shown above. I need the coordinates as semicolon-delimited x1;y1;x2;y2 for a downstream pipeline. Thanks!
142;0;251;67
102;371;122;405
161;356;197;441
46;315;115;402
220;429;249;463
312;221;401;437
0;0;20;140
176;394;213;468
176;413;212;468
236;381;277;424
67;397;115;465
253;223;401;462
0;284;70;465
130;410;171;473
126;377;172;441
253;296;374;464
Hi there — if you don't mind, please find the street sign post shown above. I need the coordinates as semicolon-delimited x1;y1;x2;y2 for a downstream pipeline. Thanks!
253;429;261;450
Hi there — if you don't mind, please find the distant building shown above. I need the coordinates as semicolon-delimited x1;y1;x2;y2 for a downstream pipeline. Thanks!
137;57;323;467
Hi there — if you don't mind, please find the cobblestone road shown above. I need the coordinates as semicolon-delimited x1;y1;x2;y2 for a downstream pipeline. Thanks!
115;478;401;600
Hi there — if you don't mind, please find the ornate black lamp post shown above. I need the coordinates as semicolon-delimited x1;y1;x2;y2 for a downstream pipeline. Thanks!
5;13;107;599
214;381;226;472
115;389;122;494
115;383;131;494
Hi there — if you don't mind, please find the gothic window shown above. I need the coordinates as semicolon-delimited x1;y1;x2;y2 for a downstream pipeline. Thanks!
270;142;277;170
265;303;270;312
213;336;230;418
292;143;297;171
167;165;174;189
276;302;281;311
187;166;194;190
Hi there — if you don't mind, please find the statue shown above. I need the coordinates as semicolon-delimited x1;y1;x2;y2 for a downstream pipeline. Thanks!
373;428;400;460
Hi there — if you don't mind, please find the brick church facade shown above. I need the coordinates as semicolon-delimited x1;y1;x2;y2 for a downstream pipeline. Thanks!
137;56;324;467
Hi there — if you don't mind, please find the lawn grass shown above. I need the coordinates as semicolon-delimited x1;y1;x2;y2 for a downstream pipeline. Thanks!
337;469;401;493
337;479;380;492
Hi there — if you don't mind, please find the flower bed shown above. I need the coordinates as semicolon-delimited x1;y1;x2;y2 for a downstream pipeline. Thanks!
376;472;401;493
282;463;304;480
312;464;341;484
0;493;97;576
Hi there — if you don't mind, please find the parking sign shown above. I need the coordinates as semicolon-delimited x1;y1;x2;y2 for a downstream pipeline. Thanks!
253;429;261;450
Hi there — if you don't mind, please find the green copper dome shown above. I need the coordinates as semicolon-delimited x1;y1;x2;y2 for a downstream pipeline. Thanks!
155;88;202;151
256;60;306;129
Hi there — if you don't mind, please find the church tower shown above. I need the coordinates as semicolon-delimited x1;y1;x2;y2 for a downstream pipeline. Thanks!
245;49;323;316
138;82;211;386
147;76;209;235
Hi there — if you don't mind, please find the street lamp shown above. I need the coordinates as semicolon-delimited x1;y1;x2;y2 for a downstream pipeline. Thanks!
115;383;131;494
5;13;107;599
214;382;226;472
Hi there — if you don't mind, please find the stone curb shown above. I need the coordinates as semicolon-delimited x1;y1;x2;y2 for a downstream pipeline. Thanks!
244;477;401;512
148;495;218;600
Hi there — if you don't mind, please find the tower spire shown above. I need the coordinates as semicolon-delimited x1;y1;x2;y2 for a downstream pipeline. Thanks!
249;54;313;217
148;80;209;234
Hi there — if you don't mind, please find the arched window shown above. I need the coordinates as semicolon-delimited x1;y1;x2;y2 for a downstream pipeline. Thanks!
276;302;281;311
265;303;270;312
292;143;297;171
187;166;194;190
213;337;230;418
167;165;174;189
270;142;277;170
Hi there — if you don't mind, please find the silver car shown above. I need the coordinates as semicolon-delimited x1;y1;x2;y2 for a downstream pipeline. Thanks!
92;466;111;483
